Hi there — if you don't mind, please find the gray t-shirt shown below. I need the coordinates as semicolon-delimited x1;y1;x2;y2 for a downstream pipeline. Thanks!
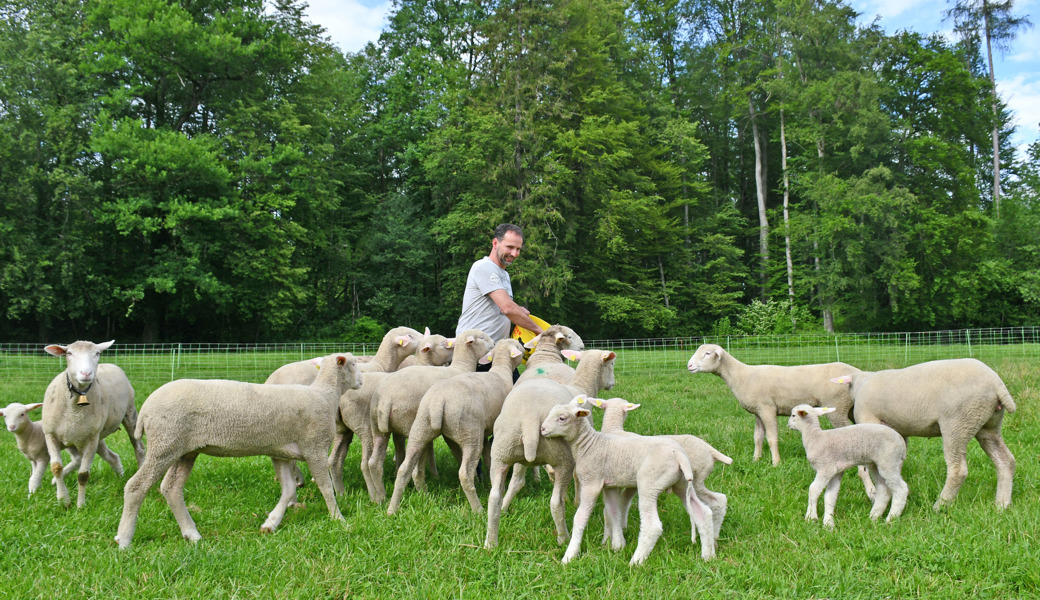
456;256;513;341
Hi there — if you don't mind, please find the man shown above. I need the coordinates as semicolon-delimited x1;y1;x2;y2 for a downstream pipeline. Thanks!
456;223;544;371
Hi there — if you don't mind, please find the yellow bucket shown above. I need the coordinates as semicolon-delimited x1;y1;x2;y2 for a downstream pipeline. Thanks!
511;315;552;363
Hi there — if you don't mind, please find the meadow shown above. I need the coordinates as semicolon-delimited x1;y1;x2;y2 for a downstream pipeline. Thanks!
0;343;1037;599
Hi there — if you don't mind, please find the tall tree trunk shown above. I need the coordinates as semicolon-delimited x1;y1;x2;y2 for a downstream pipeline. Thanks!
749;97;769;299
657;256;670;308
984;7;1001;213
780;108;795;328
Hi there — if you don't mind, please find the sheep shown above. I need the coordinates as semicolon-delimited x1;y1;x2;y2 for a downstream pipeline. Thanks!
263;326;422;385
787;404;908;529
397;328;455;369
540;396;716;565
41;340;145;508
1;402;49;495
830;358;1017;510
365;329;496;503
113;353;362;548
386;338;525;514
483;349;617;550
590;396;731;548
514;324;585;385
686;344;860;467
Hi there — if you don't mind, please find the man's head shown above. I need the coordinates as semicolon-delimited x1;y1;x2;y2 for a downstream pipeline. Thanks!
491;223;524;269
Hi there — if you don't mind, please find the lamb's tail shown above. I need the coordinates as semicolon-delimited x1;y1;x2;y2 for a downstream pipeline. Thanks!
428;395;446;432
522;418;541;463
997;384;1017;414
134;412;145;440
707;444;734;465
676;448;694;484
376;391;392;433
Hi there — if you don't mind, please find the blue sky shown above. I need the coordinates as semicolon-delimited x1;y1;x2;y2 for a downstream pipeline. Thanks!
303;0;1038;156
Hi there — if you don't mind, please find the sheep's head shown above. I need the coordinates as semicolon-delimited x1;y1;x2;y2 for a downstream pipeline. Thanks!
540;401;591;439
44;340;114;392
788;404;834;431
687;344;724;374
1;402;44;433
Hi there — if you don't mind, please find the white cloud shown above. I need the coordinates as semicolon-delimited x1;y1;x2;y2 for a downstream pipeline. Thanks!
303;0;391;53
1003;73;1040;155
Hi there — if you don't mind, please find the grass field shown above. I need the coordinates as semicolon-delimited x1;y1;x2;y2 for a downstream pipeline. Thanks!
1;351;1037;599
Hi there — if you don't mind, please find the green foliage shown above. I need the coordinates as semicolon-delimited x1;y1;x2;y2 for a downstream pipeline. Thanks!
710;298;820;336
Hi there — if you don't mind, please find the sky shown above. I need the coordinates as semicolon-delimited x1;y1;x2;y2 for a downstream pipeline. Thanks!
302;0;1038;155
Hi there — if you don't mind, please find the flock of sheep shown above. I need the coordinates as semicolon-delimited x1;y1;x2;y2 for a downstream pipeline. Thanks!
0;325;1018;565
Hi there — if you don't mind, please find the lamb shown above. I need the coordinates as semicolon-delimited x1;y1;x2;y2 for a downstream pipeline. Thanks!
41;340;146;508
788;404;909;529
366;329;496;503
514;324;585;385
590;396;731;547
830;358;1017;510
483;349;617;550
540;396;716;565
396;328;455;369
386;338;525;514
686;344;860;466
114;353;362;548
1;402;49;495
263;326;422;385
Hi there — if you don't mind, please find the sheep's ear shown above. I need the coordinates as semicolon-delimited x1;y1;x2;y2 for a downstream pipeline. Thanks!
573;394;588;405
830;375;851;384
818;406;836;414
311;358;322;369
336;355;348;366
588;397;603;408
626;403;640;412
44;344;68;357
575;408;591;419
27;402;44;412
794;408;808;418
509;347;523;358
553;331;567;345
444;338;455;348
481;350;494;363
424;327;431;336
524;337;539;349
395;335;411;347
561;349;580;362
603;352;616;362
97;340;115;352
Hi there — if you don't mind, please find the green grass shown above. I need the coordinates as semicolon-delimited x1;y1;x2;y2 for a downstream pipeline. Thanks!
1;356;1038;599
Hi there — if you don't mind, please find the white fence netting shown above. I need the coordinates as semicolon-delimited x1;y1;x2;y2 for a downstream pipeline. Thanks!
2;327;1037;394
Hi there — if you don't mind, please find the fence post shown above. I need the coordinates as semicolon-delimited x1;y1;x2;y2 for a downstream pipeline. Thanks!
834;335;840;363
967;330;973;358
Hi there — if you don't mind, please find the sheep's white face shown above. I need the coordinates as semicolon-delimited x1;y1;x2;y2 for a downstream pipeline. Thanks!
1;402;42;433
540;404;586;438
44;340;114;386
788;404;831;431
687;344;723;374
558;326;584;352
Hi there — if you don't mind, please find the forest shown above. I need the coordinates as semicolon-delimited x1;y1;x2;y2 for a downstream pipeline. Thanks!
1;0;1037;343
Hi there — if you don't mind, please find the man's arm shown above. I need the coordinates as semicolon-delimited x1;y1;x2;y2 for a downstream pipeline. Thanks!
487;289;544;335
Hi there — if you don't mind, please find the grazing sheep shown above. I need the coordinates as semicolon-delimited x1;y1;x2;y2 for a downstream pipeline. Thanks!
42;340;145;508
686;344;860;466
483;349;617;550
263;326;422;386
540;397;716;564
397;328;455;369
831;358;1017;510
114;353;362;548
387;338;525;514
590;397;731;547
514;324;585;385
787;404;908;529
366;329;496;503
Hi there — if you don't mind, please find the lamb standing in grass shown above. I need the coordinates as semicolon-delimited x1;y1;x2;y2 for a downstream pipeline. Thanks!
831;358;1016;510
2;402;49;495
42;340;145;508
686;344;860;467
483;349;617;550
114;353;362;548
788;404;908;529
263;326;421;385
540;397;716;565
387;338;525;514
366;329;496;503
590;396;731;548
514;325;585;385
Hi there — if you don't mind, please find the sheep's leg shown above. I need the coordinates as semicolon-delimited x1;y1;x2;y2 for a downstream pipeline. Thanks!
857;465;877;502
866;464;892;522
261;459;301;533
160;454;201;542
328;429;353;495
619;487;636;532
881;467;909;522
457;440;485;512
121;404;146;466
484;458;513;549
935;435;969;510
303;448;343;522
562;481;602;564
696;486;728;541
95;439;124;477
601;488;626;550
387;430;434;515
74;438;101;508
821;474;842;529
752;416;765;462
426;442;440;478
358;431;379;502
549;462;573;545
761;412;782;466
678;482;715;561
29;458;47;496
805;470;832;522
367;432;391;503
501;463;528;513
629;488;664;566
59;447;81;479
976;427;1016;509
116;448;180;548
392;432;407;472
44;434;71;508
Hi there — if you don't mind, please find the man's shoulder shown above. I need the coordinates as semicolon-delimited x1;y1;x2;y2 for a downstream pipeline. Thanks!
469;257;509;290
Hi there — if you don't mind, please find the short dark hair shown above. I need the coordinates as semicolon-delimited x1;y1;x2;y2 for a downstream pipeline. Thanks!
494;223;523;241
